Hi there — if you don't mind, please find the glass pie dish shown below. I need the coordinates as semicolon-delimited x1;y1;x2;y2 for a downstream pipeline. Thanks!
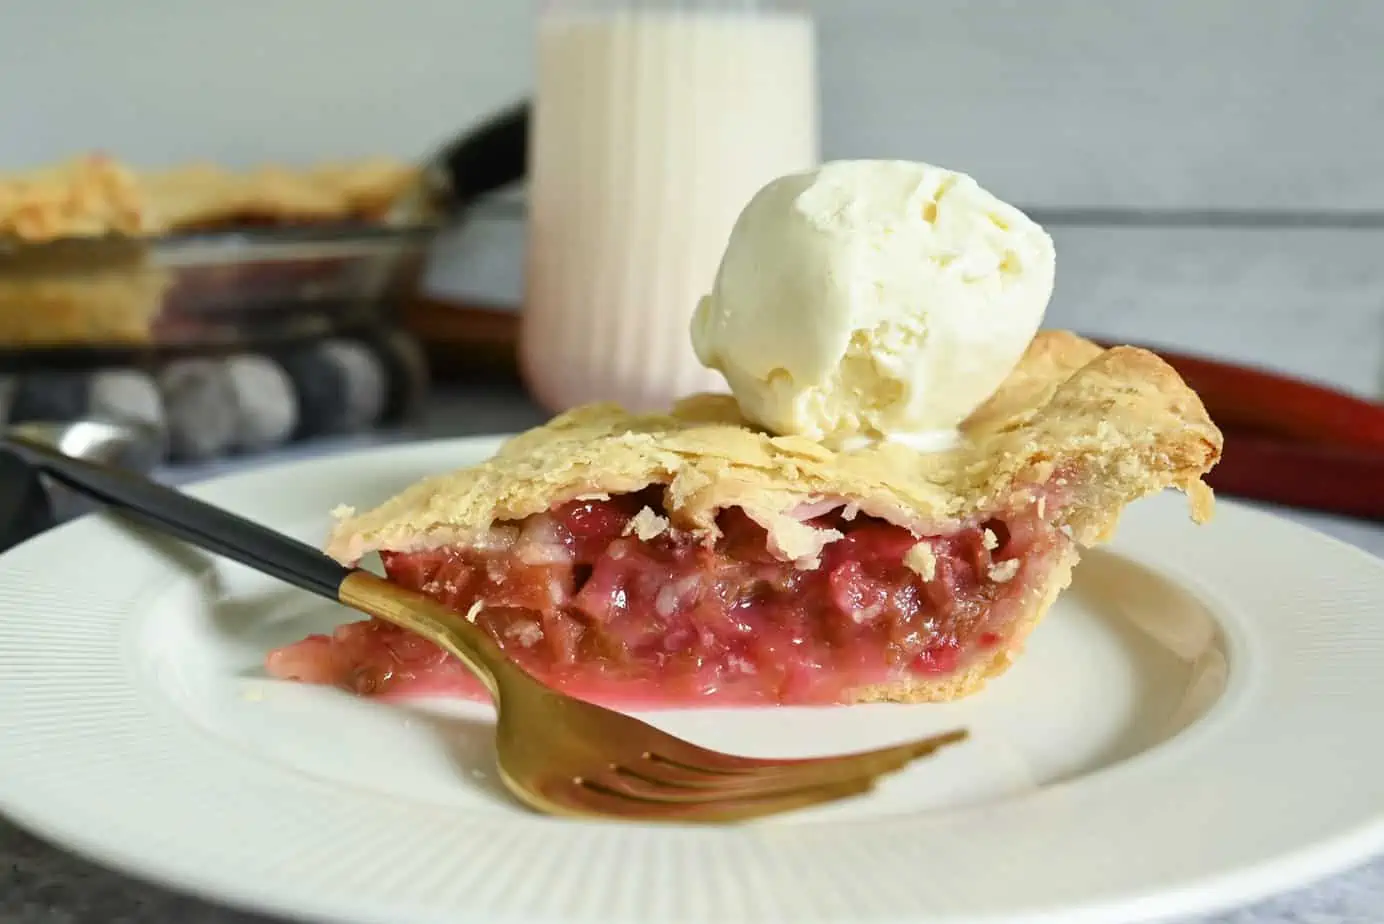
0;226;439;371
0;104;528;371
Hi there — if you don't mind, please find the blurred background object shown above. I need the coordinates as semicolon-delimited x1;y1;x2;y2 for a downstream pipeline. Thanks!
0;1;1377;395
0;0;1382;480
520;0;818;413
0;93;523;468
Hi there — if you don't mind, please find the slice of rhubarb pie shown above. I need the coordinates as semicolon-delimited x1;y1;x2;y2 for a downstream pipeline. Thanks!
268;331;1222;707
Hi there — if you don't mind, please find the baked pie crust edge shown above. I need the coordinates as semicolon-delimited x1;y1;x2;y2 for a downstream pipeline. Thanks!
0;153;421;243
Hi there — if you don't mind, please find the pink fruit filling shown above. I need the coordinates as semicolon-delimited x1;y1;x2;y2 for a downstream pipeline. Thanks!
267;490;1069;706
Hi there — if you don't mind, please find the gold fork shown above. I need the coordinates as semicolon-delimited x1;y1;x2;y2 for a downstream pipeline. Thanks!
344;572;967;821
7;434;969;823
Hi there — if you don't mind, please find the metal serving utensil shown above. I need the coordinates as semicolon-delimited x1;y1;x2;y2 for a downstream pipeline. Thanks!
0;417;165;551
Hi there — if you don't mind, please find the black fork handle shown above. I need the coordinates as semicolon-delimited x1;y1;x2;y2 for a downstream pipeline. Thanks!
2;436;352;600
436;100;528;211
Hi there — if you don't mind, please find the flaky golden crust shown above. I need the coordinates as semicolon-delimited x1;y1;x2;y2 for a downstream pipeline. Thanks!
326;331;1223;563
0;154;420;242
0;157;147;242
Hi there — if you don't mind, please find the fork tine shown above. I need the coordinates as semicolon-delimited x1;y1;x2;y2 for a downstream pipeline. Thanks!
534;775;879;823
598;751;904;799
647;727;969;779
584;767;812;803
617;744;928;796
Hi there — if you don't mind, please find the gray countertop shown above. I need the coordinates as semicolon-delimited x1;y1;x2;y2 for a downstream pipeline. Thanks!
3;385;1384;924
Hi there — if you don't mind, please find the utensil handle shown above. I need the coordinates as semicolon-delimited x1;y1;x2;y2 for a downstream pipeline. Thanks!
436;100;528;211
0;449;54;553
3;435;351;600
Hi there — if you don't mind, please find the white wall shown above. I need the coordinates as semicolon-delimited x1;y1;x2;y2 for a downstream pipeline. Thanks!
0;0;533;170
3;0;1380;210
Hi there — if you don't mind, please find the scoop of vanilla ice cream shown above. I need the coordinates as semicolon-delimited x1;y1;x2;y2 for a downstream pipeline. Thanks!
690;159;1056;448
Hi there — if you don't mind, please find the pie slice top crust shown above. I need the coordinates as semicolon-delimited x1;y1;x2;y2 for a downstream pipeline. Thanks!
327;331;1222;566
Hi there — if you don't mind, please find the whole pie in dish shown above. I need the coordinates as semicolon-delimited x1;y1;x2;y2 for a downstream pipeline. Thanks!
0;154;424;348
0;153;421;243
267;331;1222;707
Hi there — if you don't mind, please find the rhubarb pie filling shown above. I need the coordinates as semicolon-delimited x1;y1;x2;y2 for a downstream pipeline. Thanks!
267;487;1071;706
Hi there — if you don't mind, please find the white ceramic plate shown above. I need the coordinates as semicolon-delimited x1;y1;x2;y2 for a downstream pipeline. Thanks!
3;437;1384;924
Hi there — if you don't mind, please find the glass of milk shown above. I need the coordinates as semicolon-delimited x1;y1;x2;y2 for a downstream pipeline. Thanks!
521;0;819;414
